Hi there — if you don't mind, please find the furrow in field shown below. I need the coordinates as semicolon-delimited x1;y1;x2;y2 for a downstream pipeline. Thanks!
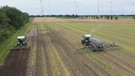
42;34;53;76
106;50;135;67
26;22;38;76
96;52;135;75
36;23;70;76
35;24;48;76
44;33;70;76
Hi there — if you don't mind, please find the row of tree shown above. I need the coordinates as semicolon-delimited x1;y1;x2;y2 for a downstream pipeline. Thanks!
30;14;135;20
0;6;29;29
0;6;29;42
88;15;119;20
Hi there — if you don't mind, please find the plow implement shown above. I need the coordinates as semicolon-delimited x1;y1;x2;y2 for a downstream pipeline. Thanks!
77;42;122;51
11;46;30;51
103;42;122;50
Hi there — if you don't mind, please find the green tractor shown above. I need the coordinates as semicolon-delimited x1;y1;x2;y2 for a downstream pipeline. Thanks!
81;34;93;46
16;36;27;47
11;36;30;51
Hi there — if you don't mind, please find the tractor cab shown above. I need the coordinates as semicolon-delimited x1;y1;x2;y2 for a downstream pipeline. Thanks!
81;34;93;46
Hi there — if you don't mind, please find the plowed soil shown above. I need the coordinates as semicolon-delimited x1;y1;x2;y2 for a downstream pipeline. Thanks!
0;48;30;76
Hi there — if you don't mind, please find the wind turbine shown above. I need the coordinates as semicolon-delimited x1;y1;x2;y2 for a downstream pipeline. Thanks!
98;0;100;16
40;0;44;16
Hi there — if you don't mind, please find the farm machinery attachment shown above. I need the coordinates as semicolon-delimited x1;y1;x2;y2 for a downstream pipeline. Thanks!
11;36;30;51
79;34;122;51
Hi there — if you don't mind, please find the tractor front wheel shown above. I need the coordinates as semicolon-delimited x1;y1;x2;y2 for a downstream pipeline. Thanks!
81;40;84;44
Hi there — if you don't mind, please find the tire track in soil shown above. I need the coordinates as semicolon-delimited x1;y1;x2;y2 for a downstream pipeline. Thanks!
40;25;55;76
36;24;42;76
26;22;38;76
45;24;111;76
36;23;70;76
42;34;53;76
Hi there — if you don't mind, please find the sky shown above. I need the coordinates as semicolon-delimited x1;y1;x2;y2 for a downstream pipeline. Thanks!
1;0;135;15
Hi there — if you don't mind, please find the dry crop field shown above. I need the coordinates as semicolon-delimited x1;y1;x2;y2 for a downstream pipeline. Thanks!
1;17;135;76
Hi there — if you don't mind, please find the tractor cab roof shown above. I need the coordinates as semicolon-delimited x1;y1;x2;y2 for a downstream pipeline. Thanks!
17;36;25;39
84;34;93;38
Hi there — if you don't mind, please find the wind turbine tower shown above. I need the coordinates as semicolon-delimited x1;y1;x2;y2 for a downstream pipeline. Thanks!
110;0;112;15
132;3;134;15
40;0;44;16
98;0;100;16
75;1;77;15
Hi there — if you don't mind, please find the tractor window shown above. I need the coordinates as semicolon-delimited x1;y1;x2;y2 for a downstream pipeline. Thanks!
84;37;89;42
87;37;89;40
84;37;87;40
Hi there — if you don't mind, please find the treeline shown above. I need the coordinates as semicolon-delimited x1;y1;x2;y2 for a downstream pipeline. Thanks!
0;6;29;42
30;14;79;18
87;15;118;20
30;14;135;20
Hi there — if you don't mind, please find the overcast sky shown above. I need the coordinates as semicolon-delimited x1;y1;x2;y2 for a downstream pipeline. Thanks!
1;0;135;15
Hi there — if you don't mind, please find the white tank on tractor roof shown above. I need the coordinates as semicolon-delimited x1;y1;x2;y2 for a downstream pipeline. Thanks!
17;36;25;39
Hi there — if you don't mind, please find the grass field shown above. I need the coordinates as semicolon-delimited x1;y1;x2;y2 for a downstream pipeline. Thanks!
25;18;135;76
